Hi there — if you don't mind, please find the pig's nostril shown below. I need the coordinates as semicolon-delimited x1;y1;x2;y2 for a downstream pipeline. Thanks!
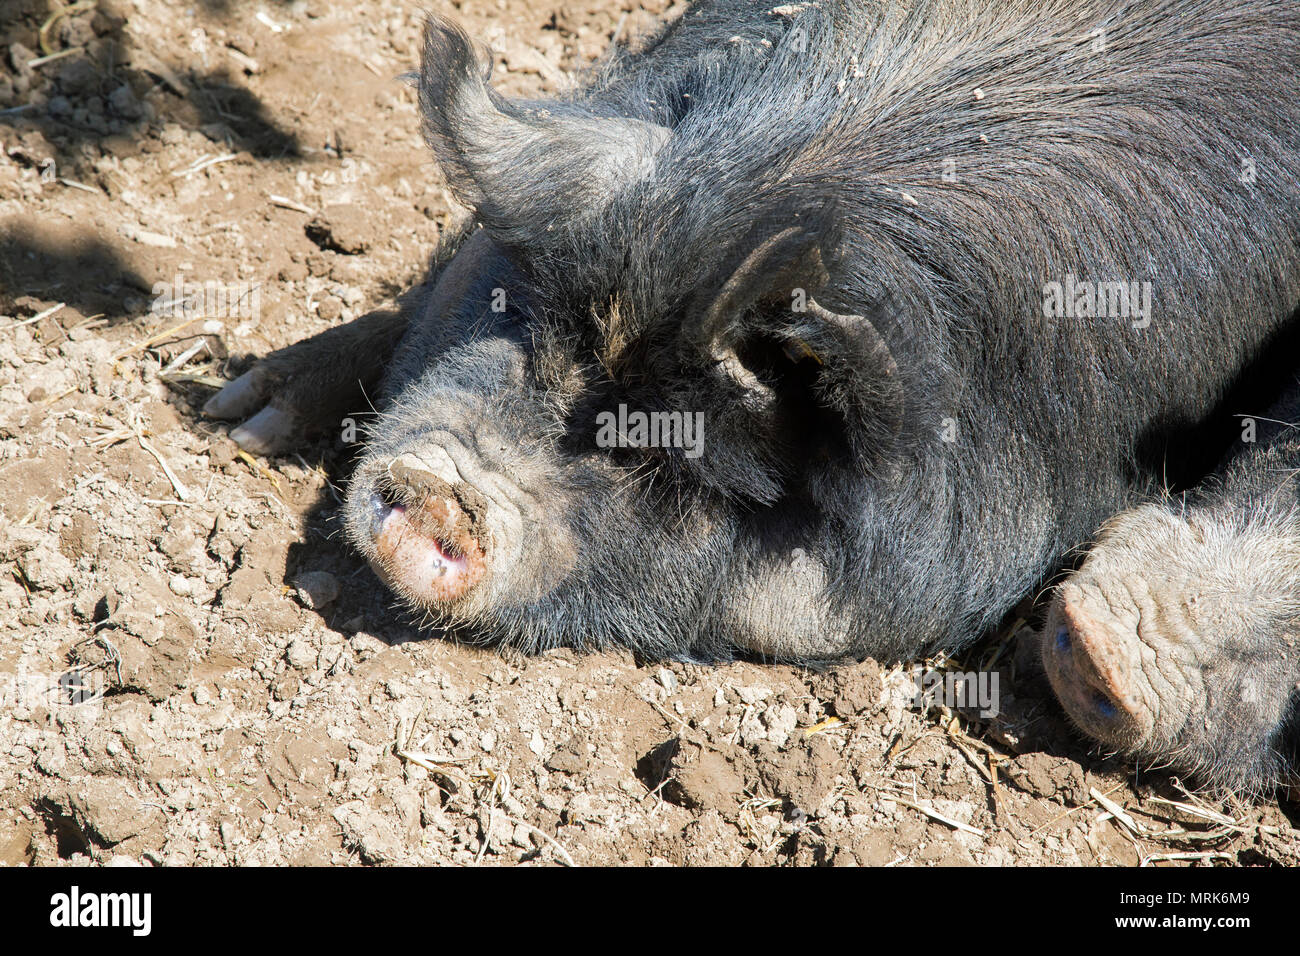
1092;691;1117;719
1055;625;1071;653
377;482;403;509
364;483;487;604
366;491;395;537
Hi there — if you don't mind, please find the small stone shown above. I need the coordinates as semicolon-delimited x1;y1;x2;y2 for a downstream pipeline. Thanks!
68;779;159;846
665;742;746;813
119;611;164;647
761;703;799;748
108;83;143;119
333;802;403;864
8;42;36;74
279;259;309;282
306;205;378;255
207;437;239;470
16;545;74;591
544;734;590;775
285;638;316;671
271;674;300;701
56;58;98;96
316;295;343;322
293;570;339;609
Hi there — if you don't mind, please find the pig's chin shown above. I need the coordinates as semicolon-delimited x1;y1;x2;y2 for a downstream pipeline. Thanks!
364;493;488;605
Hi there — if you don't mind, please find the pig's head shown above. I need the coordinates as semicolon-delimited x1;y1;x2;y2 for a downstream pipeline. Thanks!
1040;496;1300;793
344;17;950;657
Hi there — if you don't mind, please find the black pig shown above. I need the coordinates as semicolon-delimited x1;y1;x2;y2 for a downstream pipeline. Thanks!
1042;384;1300;794
209;0;1300;680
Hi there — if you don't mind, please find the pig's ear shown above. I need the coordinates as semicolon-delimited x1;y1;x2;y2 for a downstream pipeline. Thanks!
416;17;670;246
689;220;912;470
787;295;909;470
690;224;831;359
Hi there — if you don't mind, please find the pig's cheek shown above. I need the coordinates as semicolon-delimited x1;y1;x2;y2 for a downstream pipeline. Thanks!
472;492;580;606
449;450;584;601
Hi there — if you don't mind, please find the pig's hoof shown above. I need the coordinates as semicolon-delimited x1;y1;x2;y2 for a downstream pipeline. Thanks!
228;406;301;457
203;367;272;421
1040;503;1300;791
205;369;303;456
203;307;409;455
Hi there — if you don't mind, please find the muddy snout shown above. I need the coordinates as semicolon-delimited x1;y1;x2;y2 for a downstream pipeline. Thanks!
361;453;491;605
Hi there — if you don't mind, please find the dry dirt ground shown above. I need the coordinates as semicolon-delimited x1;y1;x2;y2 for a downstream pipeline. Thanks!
1;0;1297;868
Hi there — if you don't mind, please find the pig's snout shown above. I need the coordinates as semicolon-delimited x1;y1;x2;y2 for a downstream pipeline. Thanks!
1040;502;1300;787
364;454;490;605
1041;580;1158;750
1039;504;1222;755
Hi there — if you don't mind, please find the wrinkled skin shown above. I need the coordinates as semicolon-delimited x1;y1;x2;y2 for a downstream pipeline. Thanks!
1042;392;1300;794
208;0;1300;790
